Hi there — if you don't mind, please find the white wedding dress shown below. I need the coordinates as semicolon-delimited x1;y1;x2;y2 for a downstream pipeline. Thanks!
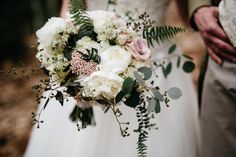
24;0;200;157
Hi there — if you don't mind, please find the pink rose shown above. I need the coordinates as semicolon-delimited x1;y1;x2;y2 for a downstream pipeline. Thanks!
126;37;151;61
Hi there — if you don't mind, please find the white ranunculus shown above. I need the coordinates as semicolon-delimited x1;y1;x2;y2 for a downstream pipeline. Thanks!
81;71;123;99
36;17;67;49
76;36;101;52
99;46;131;74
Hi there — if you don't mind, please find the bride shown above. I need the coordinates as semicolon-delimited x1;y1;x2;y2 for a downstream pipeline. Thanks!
24;0;200;157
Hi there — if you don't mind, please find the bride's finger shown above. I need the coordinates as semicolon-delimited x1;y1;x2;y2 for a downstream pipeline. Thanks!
206;47;222;65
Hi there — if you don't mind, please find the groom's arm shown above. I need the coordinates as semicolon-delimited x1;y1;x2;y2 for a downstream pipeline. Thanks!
189;0;236;64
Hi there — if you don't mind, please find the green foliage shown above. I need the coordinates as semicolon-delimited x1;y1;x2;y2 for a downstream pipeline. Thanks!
138;67;152;80
122;77;135;96
70;0;86;13
133;71;145;85
70;105;95;129
135;104;150;157
147;97;161;114
81;48;101;63
151;88;164;102
55;91;64;106
143;26;185;47
124;87;141;108
70;0;94;37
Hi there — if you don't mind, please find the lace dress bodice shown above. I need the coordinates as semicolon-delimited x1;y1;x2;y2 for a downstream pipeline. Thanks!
219;0;236;47
87;0;169;24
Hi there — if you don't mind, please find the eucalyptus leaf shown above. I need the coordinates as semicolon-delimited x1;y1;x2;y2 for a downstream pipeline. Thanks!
167;87;182;99
183;61;195;73
122;77;134;96
151;88;164;102
115;91;124;103
138;66;152;80
124;89;141;108
55;91;64;106
147;98;156;114
168;44;177;54
43;98;50;110
133;71;144;85
154;99;161;113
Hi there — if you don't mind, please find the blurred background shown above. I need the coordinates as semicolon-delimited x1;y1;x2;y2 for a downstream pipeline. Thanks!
0;0;206;156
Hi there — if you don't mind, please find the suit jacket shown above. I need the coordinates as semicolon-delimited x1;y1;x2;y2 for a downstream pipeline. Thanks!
188;0;210;30
188;0;211;17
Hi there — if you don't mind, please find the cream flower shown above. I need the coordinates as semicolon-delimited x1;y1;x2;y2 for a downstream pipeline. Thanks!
36;17;68;49
99;46;131;74
80;71;123;99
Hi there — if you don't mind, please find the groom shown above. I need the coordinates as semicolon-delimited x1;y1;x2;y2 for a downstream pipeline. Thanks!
189;0;236;157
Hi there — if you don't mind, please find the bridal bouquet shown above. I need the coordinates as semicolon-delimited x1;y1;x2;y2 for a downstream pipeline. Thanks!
31;0;191;156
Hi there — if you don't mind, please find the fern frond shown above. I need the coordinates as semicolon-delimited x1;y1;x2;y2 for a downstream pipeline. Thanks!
136;105;149;157
69;0;94;34
70;0;86;14
143;26;185;47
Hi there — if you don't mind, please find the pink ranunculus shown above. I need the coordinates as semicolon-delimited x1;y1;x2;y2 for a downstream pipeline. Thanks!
126;37;151;61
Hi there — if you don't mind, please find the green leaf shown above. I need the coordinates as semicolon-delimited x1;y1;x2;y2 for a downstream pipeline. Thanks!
147;98;161;114
138;67;152;80
168;44;177;54
167;87;182;99
150;88;164;102
121;77;134;96
183;61;195;73
162;62;172;78
69;106;95;127
133;71;144;85
43;98;50;110
143;26;185;47
124;89;141;108
177;56;181;68
115;91;125;103
147;98;156;114
55;91;64;106
154;99;161;113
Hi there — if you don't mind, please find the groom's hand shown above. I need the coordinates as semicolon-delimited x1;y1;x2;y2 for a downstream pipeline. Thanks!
194;6;236;64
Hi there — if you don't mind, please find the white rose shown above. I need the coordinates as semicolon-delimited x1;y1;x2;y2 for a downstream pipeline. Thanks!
81;71;123;99
99;46;131;74
36;17;67;49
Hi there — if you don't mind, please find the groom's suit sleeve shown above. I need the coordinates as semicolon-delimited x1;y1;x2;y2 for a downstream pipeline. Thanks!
189;0;211;30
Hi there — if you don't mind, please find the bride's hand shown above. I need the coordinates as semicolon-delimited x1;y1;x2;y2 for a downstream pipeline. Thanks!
194;6;236;64
60;0;69;17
